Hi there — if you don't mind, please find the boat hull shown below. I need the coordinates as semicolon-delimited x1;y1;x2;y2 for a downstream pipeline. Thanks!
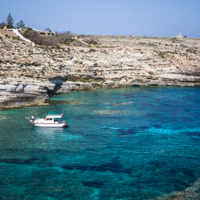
32;123;68;128
25;119;68;128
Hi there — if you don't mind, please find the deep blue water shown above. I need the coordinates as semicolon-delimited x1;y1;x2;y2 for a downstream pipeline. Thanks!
0;87;200;200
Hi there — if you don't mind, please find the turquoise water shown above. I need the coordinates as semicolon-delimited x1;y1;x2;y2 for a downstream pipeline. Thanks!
0;87;200;200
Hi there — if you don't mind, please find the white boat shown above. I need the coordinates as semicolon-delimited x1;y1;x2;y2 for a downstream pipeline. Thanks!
25;114;68;128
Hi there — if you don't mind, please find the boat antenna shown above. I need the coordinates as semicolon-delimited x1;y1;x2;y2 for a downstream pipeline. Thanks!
61;109;64;117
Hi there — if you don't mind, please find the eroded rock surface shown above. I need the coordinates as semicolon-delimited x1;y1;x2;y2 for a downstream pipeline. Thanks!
0;34;200;109
146;178;200;200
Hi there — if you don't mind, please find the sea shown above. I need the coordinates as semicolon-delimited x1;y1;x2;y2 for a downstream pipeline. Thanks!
0;86;200;200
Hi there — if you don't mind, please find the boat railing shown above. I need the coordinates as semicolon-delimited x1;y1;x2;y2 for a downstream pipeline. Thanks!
25;117;36;122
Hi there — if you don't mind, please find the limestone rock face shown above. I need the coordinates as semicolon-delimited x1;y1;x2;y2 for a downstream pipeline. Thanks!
0;33;200;108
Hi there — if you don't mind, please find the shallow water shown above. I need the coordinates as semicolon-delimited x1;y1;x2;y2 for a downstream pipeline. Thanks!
0;87;200;200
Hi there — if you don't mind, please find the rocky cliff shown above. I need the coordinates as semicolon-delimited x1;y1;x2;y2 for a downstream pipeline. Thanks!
0;33;200;109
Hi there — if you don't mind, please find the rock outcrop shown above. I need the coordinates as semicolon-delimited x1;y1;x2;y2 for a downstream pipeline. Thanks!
146;177;200;200
0;33;200;109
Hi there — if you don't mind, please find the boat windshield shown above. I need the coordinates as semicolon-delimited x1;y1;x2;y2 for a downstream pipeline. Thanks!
54;118;63;122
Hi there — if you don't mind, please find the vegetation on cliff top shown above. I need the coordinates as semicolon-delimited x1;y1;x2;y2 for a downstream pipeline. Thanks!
1;13;26;29
1;13;98;48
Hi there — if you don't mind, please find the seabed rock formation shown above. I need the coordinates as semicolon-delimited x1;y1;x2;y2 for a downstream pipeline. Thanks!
0;34;200;109
146;178;200;200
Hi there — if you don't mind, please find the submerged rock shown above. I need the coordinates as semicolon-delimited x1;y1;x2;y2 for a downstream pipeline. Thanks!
147;178;200;200
113;101;135;106
94;109;125;115
0;116;8;120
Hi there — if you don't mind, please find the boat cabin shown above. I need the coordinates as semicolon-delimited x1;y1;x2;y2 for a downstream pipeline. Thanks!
45;114;63;123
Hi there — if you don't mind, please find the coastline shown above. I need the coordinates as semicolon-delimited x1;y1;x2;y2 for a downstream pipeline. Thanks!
1;80;200;110
1;34;200;110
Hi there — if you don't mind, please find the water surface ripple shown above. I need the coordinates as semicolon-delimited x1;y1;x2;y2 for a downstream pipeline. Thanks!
0;87;200;200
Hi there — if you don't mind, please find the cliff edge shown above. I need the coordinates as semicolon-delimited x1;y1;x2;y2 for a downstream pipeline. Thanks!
0;34;200;109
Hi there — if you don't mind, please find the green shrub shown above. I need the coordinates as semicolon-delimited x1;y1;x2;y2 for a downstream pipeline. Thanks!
67;75;79;82
148;71;154;75
85;39;98;45
186;49;196;54
26;27;32;31
89;48;96;52
67;76;105;83
170;37;179;43
64;50;70;54
158;52;165;59
79;77;91;83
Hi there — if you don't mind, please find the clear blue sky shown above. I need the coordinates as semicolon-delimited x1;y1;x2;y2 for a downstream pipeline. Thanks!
1;0;200;37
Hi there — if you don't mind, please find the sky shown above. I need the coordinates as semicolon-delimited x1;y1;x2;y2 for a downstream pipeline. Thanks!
0;0;200;37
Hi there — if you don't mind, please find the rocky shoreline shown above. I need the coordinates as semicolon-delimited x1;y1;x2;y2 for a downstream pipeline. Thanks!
1;33;200;199
1;76;200;110
0;33;200;109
